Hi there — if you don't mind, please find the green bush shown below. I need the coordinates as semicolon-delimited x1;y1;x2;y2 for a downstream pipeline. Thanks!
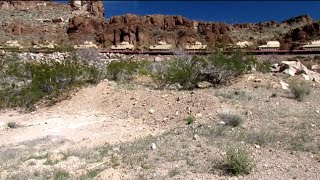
289;81;311;102
184;116;196;125
256;60;271;73
54;169;69;180
225;147;254;175
0;55;101;109
106;60;151;82
7;121;17;128
201;50;256;85
165;57;201;89
155;50;257;89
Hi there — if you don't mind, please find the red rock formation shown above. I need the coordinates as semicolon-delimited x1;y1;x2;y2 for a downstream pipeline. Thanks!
0;0;316;50
67;14;234;49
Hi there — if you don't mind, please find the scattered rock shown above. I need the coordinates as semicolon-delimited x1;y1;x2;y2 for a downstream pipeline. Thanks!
246;110;253;116
218;121;226;125
311;64;320;70
197;81;212;88
48;153;65;162
275;60;320;83
154;56;162;62
193;134;199;140
279;81;289;90
196;113;203;118
149;109;155;114
254;78;263;83
150;143;157;150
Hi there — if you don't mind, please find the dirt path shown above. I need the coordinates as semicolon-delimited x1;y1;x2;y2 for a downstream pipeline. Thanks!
0;81;161;148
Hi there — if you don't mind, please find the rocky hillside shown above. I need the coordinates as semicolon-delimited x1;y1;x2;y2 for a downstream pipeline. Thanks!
0;1;318;49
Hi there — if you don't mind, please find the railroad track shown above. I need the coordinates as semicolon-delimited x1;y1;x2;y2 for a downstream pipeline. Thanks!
2;48;320;55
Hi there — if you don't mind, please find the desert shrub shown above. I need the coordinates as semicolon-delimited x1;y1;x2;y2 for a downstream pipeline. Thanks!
79;169;100;179
6;121;17;128
289;80;311;102
219;112;243;127
153;50;256;90
200;50;256;85
53;44;75;52
106;60;151;82
76;48;100;63
184;116;195;125
255;60;271;73
164;57;201;89
225;147;254;175
270;93;277;98
168;168;180;177
0;55;101;109
54;169;69;180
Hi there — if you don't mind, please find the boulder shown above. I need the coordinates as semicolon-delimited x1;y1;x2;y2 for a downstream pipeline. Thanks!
276;60;320;83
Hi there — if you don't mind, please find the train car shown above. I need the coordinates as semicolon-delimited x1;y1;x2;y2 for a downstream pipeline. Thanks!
235;41;253;48
226;41;253;51
258;41;280;50
74;41;98;49
149;41;172;51
185;41;207;51
111;41;134;50
302;40;320;50
2;40;23;49
33;41;56;49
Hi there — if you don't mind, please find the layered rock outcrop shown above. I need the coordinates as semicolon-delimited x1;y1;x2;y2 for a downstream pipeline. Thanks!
67;14;233;49
0;1;317;50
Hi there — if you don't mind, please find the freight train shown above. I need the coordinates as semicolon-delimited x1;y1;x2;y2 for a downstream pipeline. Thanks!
1;40;320;55
109;40;320;51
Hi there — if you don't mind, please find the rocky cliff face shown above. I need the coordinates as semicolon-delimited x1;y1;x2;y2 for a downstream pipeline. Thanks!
0;1;317;50
67;14;233;49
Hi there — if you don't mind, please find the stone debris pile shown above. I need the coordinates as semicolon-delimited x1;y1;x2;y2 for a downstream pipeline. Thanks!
272;60;320;83
16;52;71;63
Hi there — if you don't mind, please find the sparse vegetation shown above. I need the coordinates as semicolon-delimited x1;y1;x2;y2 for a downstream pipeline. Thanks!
152;50;257;89
270;92;277;98
256;60;272;73
168;168;180;177
225;147;254;175
6;121;17;128
215;90;252;101
219;112;243;127
79;169;100;180
106;60;151;82
289;80;311;101
0;53;101;109
184;116;195;125
111;154;121;168
54;169;70;180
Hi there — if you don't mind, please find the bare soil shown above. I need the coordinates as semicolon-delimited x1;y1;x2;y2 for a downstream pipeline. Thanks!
1;73;320;180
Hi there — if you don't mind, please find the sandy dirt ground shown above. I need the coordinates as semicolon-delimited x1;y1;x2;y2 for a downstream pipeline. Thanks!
1;74;320;179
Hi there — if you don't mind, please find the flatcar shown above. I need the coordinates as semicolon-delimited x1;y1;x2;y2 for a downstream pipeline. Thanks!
74;41;98;49
1;40;23;49
149;41;172;51
185;41;207;51
302;40;320;50
258;41;280;50
111;42;134;50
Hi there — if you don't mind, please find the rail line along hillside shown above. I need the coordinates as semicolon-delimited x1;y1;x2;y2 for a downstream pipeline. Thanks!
2;40;320;55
